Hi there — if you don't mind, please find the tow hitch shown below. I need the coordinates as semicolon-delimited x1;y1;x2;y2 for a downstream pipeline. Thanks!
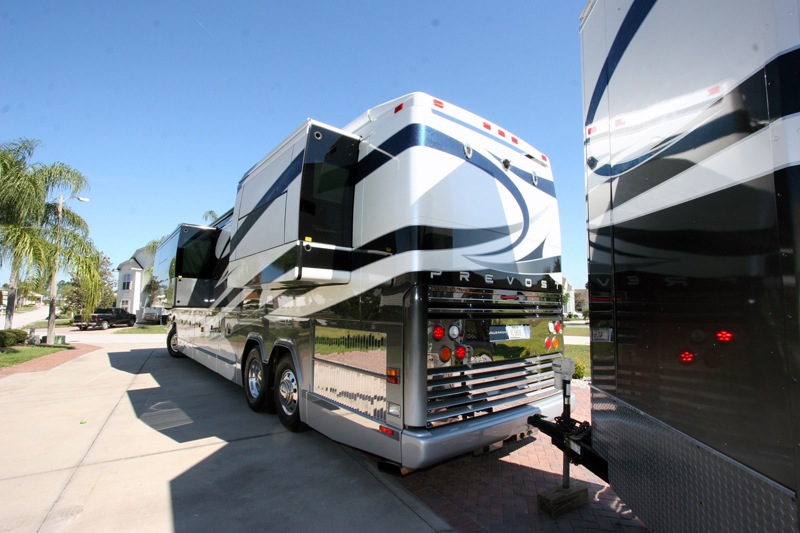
527;357;609;518
528;357;608;482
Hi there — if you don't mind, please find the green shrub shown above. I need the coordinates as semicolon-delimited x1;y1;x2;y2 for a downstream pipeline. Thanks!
0;331;17;348
572;360;587;380
0;330;29;348
10;329;28;344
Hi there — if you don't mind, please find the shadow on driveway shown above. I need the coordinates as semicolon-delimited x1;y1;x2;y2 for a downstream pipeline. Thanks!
107;348;443;533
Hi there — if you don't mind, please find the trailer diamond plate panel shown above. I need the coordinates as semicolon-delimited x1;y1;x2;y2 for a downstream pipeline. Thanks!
592;388;797;533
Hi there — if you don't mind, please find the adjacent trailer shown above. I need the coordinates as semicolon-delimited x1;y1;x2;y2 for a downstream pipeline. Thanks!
581;0;800;531
154;93;566;469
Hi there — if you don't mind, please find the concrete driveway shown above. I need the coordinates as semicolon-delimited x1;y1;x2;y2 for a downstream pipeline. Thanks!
0;336;448;532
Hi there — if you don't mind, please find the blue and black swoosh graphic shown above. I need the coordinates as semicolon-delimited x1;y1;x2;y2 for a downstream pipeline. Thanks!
584;0;657;127
231;122;556;266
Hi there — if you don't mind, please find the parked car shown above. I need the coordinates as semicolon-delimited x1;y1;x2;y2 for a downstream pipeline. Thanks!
141;306;169;325
74;307;136;330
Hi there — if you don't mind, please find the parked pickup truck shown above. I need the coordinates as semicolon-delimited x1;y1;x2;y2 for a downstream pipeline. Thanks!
74;307;137;330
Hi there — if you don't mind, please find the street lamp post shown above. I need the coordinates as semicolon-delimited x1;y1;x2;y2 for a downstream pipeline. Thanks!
46;194;89;344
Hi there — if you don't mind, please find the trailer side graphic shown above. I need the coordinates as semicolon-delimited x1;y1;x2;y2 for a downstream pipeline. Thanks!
581;0;800;531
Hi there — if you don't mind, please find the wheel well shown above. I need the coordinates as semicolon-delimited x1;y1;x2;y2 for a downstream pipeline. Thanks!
240;340;291;390
240;340;287;413
268;345;292;391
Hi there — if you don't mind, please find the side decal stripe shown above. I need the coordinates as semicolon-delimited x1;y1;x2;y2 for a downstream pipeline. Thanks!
230;152;304;251
358;124;556;199
584;0;657;127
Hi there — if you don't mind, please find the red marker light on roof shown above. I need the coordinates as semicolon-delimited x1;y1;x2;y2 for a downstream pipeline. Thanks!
394;103;404;113
498;129;506;138
433;99;444;108
483;121;492;130
511;136;519;145
542;154;548;162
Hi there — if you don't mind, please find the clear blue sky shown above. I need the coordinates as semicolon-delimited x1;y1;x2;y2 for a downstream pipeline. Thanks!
1;1;589;289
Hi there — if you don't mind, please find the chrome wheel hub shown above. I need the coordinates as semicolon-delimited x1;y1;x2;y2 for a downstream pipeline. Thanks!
247;358;263;399
278;369;298;415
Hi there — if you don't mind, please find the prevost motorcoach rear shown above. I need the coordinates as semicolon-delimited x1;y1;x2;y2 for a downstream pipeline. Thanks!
156;92;565;469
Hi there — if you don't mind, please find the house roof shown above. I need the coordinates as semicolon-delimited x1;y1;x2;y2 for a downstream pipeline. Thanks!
116;257;143;270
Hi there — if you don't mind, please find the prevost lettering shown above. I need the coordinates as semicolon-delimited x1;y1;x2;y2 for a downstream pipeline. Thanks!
429;270;549;289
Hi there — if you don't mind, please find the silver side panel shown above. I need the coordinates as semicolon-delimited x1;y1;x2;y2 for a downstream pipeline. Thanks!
593;387;798;533
312;327;388;421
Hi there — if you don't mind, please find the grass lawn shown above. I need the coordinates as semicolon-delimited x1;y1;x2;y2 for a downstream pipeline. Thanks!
564;325;591;337
0;345;66;368
564;343;590;377
26;318;72;329
114;324;167;334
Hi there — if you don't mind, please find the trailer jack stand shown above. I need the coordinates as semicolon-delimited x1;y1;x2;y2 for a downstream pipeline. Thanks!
533;373;589;518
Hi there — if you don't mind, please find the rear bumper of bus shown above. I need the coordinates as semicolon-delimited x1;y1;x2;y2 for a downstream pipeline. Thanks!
401;391;566;469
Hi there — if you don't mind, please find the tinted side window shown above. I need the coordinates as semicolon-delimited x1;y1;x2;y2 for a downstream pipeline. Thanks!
299;125;359;247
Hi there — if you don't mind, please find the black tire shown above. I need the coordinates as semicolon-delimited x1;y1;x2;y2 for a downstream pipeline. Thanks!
127;318;136;327
166;327;185;358
100;320;110;330
275;355;305;432
244;346;274;412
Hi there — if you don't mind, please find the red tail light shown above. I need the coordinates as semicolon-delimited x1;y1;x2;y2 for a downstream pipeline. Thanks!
433;325;445;341
716;330;734;343
455;345;467;360
679;351;695;364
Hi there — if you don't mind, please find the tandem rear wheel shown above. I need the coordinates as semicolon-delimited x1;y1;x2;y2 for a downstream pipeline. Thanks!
244;346;275;414
275;355;306;432
166;327;185;358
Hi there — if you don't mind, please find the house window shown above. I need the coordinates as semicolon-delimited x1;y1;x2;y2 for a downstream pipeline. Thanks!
122;274;131;291
120;299;130;312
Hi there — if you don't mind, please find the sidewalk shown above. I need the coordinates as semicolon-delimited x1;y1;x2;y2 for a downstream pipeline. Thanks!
0;304;50;330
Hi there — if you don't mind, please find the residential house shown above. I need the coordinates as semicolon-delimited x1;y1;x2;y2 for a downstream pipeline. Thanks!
562;278;588;318
116;246;155;319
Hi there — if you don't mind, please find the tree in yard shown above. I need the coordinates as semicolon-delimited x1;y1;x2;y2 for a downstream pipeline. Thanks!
0;138;103;343
59;254;116;317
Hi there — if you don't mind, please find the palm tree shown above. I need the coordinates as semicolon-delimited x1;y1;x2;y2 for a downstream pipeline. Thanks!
0;138;102;341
